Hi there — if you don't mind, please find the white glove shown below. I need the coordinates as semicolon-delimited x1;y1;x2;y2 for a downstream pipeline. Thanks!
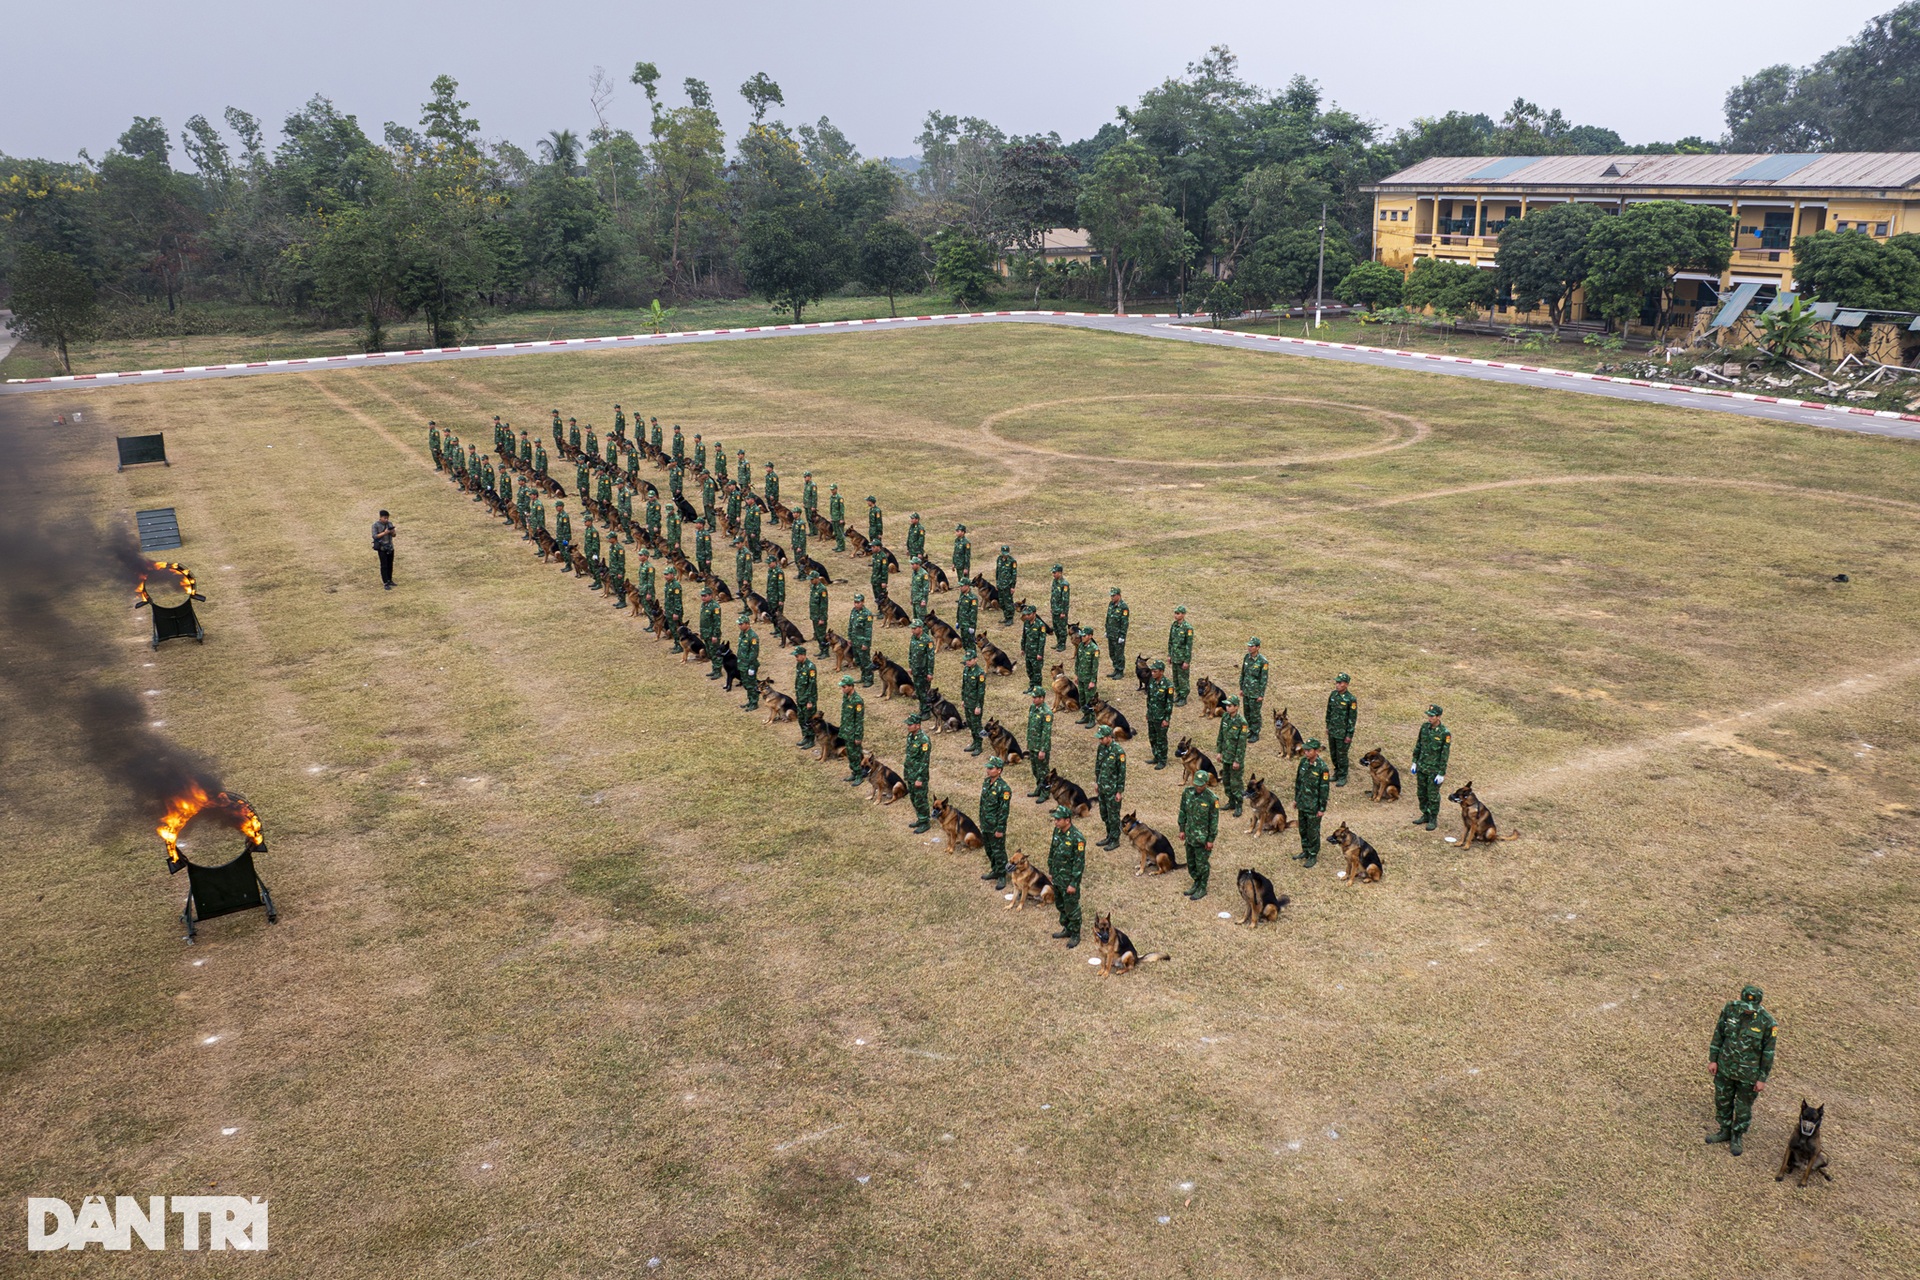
1409;763;1417;773
1434;775;1444;784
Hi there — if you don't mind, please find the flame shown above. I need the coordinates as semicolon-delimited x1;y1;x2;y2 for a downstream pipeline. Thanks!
136;560;196;605
158;784;262;868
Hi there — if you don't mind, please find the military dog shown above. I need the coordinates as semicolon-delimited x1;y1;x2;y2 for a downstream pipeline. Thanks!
1049;664;1081;712
809;714;846;762
1089;699;1134;740
983;718;1024;764
846;529;871;556
925;690;965;733
1134;654;1153;692
1005;852;1054;910
863;753;907;804
1237;868;1291;927
1447;782;1519;847
1271;708;1304;758
759;679;798;723
926;613;963;651
1196;677;1228;718
878;596;912;628
1121;812;1179;875
977;636;1016;675
1328;822;1384;883
1777;1101;1832;1186
1358;748;1402;802
1093;913;1170;975
873;651;915;699
774;615;807;648
1045;768;1094;817
1175;737;1218;785
1244;775;1291;835
931;797;984;851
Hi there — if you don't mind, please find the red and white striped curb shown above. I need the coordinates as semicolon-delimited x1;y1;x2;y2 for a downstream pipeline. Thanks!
1167;324;1920;425
1;310;1181;387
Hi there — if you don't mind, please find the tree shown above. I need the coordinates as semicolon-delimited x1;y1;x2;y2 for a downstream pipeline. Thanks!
1402;257;1495;321
1075;139;1193;314
1332;260;1403;310
644;89;727;293
8;246;99;372
1820;2;1920;150
1756;296;1826;367
1790;230;1920;310
991;137;1079;258
1201;277;1243;326
739;72;784;124
1495;201;1604;329
738;202;845;320
1237;226;1353;308
930;229;996;307
1722;64;1833;152
1582;201;1732;334
858;220;925;315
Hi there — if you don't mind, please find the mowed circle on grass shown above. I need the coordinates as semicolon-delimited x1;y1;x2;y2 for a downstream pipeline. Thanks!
980;393;1426;465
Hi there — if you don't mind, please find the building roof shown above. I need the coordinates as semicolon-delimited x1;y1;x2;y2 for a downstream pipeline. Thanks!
1038;227;1092;251
1373;153;1920;192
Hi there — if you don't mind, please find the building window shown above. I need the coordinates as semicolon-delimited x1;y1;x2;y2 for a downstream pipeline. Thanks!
1876;222;1889;236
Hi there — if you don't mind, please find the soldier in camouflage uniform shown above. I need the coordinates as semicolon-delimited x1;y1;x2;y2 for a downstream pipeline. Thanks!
865;495;883;544
568;417;582;454
702;472;719;526
1104;587;1129;678
1707;984;1778;1156
1147;659;1173;768
809;570;831;656
1167;606;1194;705
978;757;1012;889
1025;687;1053;799
1047;805;1086;947
553;501;574;560
955;581;980;652
995;545;1018;625
1326;674;1358;787
529;494;547;546
791;504;808;559
1094;723;1127;849
909;555;932;622
645;492;662;541
735;537;754;596
840;676;867;784
692;433;705;472
952;523;972;582
515;476;533;535
801;471;818;521
581;517;603;588
725;480;742;529
1020;604;1048;691
519;429;533;468
606;537;629;608
848;593;876;686
694;520;714;578
1179;770;1219;899
1293;738;1331;867
1240;638;1269;742
960;649;986;755
829;485;847;552
671;423;684;464
1411;704;1451;830
765;558;786;618
575;462;592;506
905;512;925;563
700;589;724;679
534;439;550;479
869;545;889;603
763;462;779;506
737;615;762;710
550;409;564;452
908;621;936;715
904;713;933;832
585;424;599;461
793;648;819;748
663;568;685;651
1217;695;1249;816
429;421;444;470
663;502;681;554
735;448;750;490
744;498;763;561
1074;627;1101;726
1048;565;1071;651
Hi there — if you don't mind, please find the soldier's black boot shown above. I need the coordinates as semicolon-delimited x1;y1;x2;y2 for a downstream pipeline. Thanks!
980;871;998;880
1410;814;1427;825
993;874;1008;890
1051;928;1071;939
1065;935;1080;949
1729;1133;1744;1156
1705;1128;1730;1144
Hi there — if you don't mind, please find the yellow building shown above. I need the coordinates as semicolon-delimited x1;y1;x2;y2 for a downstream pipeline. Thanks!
1366;153;1920;323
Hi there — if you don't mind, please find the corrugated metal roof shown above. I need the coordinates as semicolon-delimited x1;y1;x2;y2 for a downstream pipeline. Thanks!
1376;152;1920;190
1730;154;1823;181
1711;281;1763;329
1464;155;1540;181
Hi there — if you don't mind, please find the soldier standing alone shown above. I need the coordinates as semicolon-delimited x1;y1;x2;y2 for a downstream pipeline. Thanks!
1327;674;1358;787
1707;984;1777;1156
1411;704;1450;831
1293;738;1330;867
1240;638;1268;742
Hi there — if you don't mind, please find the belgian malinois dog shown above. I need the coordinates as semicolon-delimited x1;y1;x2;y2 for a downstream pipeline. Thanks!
873;651;915;699
863;753;907;804
1045;768;1094;817
1175;737;1218;785
809;714;845;762
1135;654;1154;693
1006;852;1054;910
1358;749;1402;802
1270;708;1303;758
977;636;1016;675
983;719;1024;764
931;797;984;851
1089;699;1133;740
1328;822;1385;883
1093;913;1170;975
759;680;798;723
1196;677;1227;718
1244;775;1291;835
1237;868;1291;927
1777;1101;1832;1186
1121;812;1179;876
1447;782;1519;847
1049;664;1081;712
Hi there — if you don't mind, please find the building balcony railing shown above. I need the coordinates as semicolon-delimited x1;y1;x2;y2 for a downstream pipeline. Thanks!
1732;247;1792;265
1413;233;1499;250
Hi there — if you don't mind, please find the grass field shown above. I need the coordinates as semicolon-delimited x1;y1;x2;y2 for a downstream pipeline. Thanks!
4;323;1918;1278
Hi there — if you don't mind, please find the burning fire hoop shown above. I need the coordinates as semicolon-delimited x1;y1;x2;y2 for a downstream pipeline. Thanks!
135;561;206;649
158;785;276;942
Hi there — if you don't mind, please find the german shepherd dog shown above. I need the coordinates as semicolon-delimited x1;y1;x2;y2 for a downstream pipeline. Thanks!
1093;913;1170;975
774;615;807;648
759;679;798;723
984;719;1024;764
1044;768;1094;817
926;613;963;651
1777;1101;1832;1186
977;637;1016;675
1005;852;1054;910
1049;664;1081;712
809;714;846;762
969;573;1000;610
1175;737;1218;785
878;596;913;628
1358;749;1402;802
1121;812;1179;875
1328;822;1384;883
808;510;833;539
797;552;832;583
1135;654;1154;692
716;643;742;692
741;588;773;622
675;625;707;662
826;631;855;672
1196;677;1227;718
1237;868;1291;927
1271;708;1304;759
925;691;965;733
1243;775;1291;835
1089;699;1133;740
863;753;907;804
707;575;735;604
1447;782;1520;847
846;528;871;556
928;563;952;593
872;651;915;699
931;797;984;851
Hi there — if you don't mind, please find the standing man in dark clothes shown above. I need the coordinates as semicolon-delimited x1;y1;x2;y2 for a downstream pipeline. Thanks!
372;510;397;590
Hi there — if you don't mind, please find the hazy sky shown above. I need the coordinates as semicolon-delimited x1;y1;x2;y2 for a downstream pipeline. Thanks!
7;1;1894;164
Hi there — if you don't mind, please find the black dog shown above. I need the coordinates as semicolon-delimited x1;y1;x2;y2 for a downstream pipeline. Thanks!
1777;1101;1832;1186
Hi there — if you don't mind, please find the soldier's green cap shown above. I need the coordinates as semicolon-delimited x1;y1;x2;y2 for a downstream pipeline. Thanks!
910;512;920;520
1740;984;1763;1002
1110;586;1121;595
699;586;713;597
802;470;811;476
737;613;751;624
1052;564;1063;573
1001;544;1010;552
793;647;807;657
1151;659;1165;669
866;495;876;502
854;593;865;602
1193;770;1212;785
1227;694;1240;705
1096;724;1112;737
987;756;1005;769
830;482;839;489
1030;686;1046;697
955;523;966;531
1336;673;1351;684
906;712;924;724
1022;602;1036;613
964;649;978;661
1052;805;1073;820
1248;637;1261;646
1175;605;1187;613
1305;737;1323;749
1427;704;1443;717
840;675;856;686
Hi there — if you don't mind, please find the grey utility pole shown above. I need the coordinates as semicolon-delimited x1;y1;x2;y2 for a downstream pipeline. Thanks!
1313;201;1327;330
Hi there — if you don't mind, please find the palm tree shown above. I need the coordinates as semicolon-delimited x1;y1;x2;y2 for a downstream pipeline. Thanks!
538;129;581;175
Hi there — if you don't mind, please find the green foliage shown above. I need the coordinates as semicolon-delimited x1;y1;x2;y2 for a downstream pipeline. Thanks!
1236;225;1353;308
1075;139;1194;313
930;229;996;307
1581;201;1732;331
738;202;846;321
1332;260;1404;310
857;220;925;315
1401;256;1495;320
1756;296;1826;367
1495;201;1603;327
1789;230;1920;311
739;72;784;124
1201;277;1243;327
7;245;99;371
644;298;674;334
1722;3;1920;150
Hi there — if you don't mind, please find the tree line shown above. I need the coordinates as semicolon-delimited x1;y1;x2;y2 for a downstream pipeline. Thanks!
3;7;1917;368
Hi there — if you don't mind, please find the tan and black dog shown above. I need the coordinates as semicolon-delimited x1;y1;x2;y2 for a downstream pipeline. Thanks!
872;651;915;699
1777;1101;1832;1187
1121;811;1179;875
1244;775;1291;836
1006;852;1054;910
1271;708;1304;759
1049;664;1082;712
1328;822;1385;883
863;753;907;804
809;714;846;762
1196;677;1228;718
1447;782;1519;847
924;691;965;733
825;631;855;672
1093;913;1171;975
758;679;798;723
983;719;1024;763
1135;654;1154;693
1175;737;1218;785
1045;768;1094;817
1237;868;1291;927
926;613;963;651
976;636;1016;675
1358;748;1402;802
931;797;984;851
1088;699;1134;740
878;596;912;628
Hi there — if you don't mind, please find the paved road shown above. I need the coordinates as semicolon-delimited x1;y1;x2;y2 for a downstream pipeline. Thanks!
7;309;1919;443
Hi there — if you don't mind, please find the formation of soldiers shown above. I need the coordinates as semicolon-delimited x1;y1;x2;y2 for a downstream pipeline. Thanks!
427;408;1468;952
